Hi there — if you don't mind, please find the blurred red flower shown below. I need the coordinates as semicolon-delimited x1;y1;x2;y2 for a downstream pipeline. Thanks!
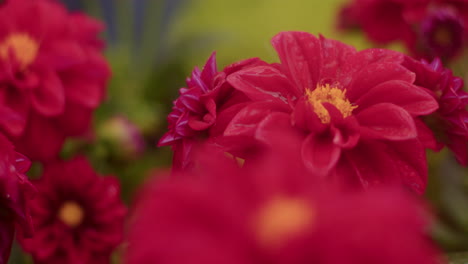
18;156;126;264
126;148;442;264
338;0;468;61
226;31;438;194
403;57;468;165
0;0;110;161
158;52;265;170
0;133;34;264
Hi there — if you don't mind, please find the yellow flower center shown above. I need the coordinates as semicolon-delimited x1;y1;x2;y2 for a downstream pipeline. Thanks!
58;201;85;228
254;197;314;247
0;33;39;69
305;84;357;124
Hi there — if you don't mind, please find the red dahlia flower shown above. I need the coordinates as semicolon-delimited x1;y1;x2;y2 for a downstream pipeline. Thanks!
0;133;34;264
158;52;265;170
403;57;468;165
226;31;438;194
18;157;126;264
126;149;442;264
0;0;110;161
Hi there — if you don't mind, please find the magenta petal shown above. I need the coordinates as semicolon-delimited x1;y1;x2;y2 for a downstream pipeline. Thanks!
355;80;438;116
42;41;86;69
0;105;26;136
188;99;216;131
31;71;65;116
318;36;357;87
224;101;290;137
66;79;103;108
331;120;360;149
255;112;297;145
415;119;438;150
210;102;249;137
158;132;182;147
301;133;341;175
271;31;321;92
348;63;415;102
389;140;428;194
200;52;217;86
292;98;327;133
227;66;297;103
357;103;417;140
0;220;14;264
344;141;398;189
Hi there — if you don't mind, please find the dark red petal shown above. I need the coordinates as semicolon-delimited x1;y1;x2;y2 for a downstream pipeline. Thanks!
0;105;26;136
188;99;216;131
200;52;217;86
271;31;321;93
31;71;65;116
255;112;297;145
292;98;327;133
355;80;438;116
357;103;417;140
331;120;360;149
344;141;399;189
172;139;196;171
224;101;290;137
347;63;415;102
301;133;341;176
227;66;297;103
389;140;428;194
415;119;438;150
210;102;249;137
0;220;14;264
65;79;103;108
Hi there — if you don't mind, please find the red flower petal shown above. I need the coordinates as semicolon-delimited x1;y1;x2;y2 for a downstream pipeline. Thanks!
357;103;417;140
255;112;297;145
227;65;296;103
31;70;65;116
355;80;438;116
65;79;103;108
318;36;357;87
301;133;341;176
224;101;289;137
291;98;328;133
348;62;415;102
271;31;321;92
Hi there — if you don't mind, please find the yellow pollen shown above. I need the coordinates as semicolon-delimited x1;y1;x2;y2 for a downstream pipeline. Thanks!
58;201;84;228
305;84;357;124
254;197;314;247
0;33;39;69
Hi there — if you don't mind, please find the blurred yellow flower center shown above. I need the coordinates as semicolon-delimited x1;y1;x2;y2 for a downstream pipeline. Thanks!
58;201;84;228
305;84;357;124
434;26;452;46
255;197;314;247
0;33;39;69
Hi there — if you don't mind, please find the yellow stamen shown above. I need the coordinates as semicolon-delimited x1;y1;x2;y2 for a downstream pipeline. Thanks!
305;84;357;124
254;197;314;247
0;33;39;69
58;201;84;228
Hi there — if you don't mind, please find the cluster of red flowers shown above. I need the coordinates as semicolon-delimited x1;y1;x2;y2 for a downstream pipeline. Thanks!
148;30;468;264
338;0;468;61
0;1;125;263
